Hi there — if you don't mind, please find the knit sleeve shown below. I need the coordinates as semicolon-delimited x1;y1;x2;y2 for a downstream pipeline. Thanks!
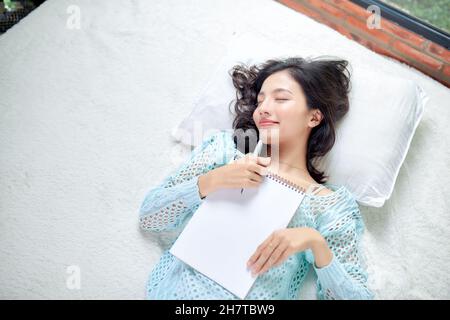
138;130;231;233
311;192;374;300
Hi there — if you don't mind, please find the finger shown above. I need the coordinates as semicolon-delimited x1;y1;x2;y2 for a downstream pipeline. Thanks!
254;249;280;275
247;180;261;188
243;154;258;164
240;155;269;167
256;156;271;167
250;241;280;275
258;242;290;275
247;234;275;267
271;246;291;267
238;156;249;165
248;163;269;176
249;237;282;274
247;170;263;183
242;176;261;188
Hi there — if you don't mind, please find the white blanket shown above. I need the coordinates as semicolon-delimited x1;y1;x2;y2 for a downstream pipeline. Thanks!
0;0;449;299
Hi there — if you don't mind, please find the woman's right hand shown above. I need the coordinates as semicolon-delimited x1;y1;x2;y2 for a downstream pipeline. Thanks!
198;155;271;198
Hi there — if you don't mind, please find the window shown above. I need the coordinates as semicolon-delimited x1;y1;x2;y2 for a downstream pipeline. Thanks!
350;0;450;49
381;0;449;34
0;1;44;34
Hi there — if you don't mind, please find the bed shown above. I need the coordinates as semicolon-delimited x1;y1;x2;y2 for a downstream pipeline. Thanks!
0;0;449;299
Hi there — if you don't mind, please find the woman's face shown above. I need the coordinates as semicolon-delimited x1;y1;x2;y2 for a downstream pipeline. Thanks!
252;69;321;146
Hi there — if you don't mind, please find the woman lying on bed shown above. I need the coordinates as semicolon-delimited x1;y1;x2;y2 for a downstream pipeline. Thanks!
139;56;375;300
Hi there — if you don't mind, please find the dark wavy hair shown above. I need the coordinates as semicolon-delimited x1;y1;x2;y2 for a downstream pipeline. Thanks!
227;56;352;184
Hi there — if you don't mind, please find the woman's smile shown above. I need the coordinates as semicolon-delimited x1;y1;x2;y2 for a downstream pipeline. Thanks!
259;119;279;127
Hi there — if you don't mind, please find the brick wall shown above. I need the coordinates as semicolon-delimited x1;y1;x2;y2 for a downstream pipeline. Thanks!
277;0;450;87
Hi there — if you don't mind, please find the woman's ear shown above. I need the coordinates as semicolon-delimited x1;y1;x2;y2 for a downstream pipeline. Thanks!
308;109;323;128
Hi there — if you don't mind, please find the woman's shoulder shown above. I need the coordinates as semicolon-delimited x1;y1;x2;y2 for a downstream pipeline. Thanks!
195;129;239;164
307;183;349;200
307;183;359;216
195;129;233;152
213;129;246;157
312;184;365;235
312;186;334;196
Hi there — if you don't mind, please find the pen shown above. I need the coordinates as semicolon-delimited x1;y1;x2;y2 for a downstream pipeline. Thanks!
241;139;264;194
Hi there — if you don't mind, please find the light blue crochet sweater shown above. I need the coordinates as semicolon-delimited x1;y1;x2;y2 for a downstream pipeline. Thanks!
139;130;374;300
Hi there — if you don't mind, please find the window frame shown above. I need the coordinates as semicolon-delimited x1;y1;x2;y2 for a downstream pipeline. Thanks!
349;0;450;49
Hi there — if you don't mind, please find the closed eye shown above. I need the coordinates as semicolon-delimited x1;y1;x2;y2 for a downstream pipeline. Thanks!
256;99;289;105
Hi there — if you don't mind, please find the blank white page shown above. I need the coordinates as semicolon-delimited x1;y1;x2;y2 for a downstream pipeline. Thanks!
169;172;306;299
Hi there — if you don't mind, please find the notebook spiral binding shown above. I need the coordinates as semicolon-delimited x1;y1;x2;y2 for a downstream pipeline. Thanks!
266;170;306;194
232;152;307;194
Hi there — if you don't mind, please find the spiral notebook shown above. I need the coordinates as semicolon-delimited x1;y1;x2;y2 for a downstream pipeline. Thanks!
169;168;307;299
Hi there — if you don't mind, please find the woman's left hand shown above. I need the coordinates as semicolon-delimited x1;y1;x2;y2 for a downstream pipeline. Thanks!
247;227;323;276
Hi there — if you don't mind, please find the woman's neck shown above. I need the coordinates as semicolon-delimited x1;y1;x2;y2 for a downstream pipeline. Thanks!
265;139;315;183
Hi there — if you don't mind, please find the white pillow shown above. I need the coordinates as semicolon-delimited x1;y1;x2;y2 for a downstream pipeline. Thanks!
172;32;429;207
